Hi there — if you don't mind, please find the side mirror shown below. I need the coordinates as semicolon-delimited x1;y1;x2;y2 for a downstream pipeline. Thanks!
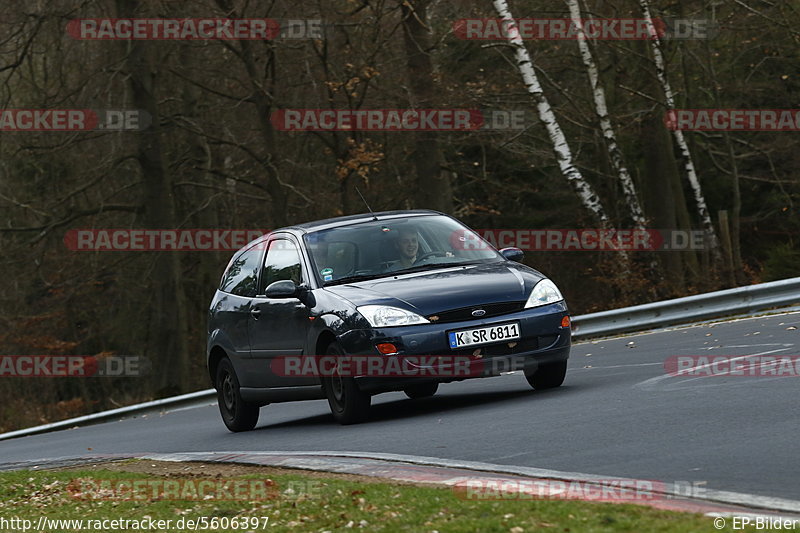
264;280;299;298
500;247;524;262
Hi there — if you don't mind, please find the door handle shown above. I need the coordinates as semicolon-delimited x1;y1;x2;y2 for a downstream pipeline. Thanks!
250;308;262;320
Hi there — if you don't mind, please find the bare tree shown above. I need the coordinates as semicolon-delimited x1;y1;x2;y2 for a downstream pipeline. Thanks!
401;0;454;212
116;0;189;393
638;0;720;255
566;0;646;230
491;0;610;226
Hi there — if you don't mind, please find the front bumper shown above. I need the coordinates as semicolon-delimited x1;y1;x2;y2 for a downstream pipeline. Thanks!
337;301;571;393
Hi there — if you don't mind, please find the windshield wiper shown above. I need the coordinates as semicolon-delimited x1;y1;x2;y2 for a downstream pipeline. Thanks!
389;262;480;276
325;273;388;286
326;261;488;286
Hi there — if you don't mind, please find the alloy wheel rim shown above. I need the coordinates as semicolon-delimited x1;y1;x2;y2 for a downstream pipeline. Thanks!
331;374;344;402
222;373;236;412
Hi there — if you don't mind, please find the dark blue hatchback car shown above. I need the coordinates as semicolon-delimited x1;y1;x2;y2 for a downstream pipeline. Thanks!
207;210;570;430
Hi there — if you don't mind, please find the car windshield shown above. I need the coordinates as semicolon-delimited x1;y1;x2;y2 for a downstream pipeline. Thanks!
303;215;503;286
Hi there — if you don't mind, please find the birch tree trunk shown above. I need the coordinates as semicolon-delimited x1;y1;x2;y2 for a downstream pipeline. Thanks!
638;0;720;252
491;0;610;227
566;0;647;230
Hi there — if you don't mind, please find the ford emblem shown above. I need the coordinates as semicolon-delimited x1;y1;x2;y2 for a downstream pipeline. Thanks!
471;309;486;317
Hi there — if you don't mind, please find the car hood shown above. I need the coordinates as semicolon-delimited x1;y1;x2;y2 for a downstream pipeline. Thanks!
324;262;543;315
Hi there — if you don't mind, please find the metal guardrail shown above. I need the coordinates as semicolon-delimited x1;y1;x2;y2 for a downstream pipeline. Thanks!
570;276;800;340
0;389;217;441
1;277;798;441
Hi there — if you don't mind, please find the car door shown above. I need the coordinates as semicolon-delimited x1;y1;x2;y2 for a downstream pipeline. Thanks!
247;237;314;387
213;243;264;365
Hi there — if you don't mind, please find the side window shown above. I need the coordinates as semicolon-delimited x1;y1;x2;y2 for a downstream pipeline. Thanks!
219;246;262;297
325;242;357;278
261;239;304;293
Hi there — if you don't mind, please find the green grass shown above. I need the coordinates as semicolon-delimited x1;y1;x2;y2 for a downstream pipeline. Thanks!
0;467;745;532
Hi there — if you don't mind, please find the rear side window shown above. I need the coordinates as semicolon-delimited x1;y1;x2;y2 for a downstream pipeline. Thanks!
261;239;303;293
219;246;262;297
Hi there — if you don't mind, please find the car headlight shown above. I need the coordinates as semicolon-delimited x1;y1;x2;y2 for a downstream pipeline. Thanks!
524;279;564;308
357;305;430;327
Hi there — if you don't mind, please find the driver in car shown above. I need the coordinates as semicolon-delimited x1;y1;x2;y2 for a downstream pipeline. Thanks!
386;227;454;271
394;228;419;268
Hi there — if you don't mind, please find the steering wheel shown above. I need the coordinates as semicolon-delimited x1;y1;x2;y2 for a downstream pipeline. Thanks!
414;251;449;264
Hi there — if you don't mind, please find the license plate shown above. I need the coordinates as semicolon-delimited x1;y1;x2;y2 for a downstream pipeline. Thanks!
448;322;520;349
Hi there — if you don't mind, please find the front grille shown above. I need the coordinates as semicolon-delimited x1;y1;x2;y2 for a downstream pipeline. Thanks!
427;301;525;324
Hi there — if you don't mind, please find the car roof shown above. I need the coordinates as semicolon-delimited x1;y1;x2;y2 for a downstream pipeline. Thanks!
280;209;444;234
234;210;446;254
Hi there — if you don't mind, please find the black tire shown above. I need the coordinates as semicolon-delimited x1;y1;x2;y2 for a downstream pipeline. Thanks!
404;382;439;399
322;343;371;425
525;361;567;390
216;358;259;432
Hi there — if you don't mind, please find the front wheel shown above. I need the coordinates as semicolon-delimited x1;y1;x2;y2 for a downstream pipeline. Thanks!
525;361;567;390
216;358;259;432
322;343;371;425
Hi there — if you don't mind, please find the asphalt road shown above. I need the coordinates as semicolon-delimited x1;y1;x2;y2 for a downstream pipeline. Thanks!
1;311;798;500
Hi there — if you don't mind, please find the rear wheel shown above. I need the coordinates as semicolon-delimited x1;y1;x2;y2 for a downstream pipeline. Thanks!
322;343;371;425
525;361;567;390
404;382;439;399
216;358;259;432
